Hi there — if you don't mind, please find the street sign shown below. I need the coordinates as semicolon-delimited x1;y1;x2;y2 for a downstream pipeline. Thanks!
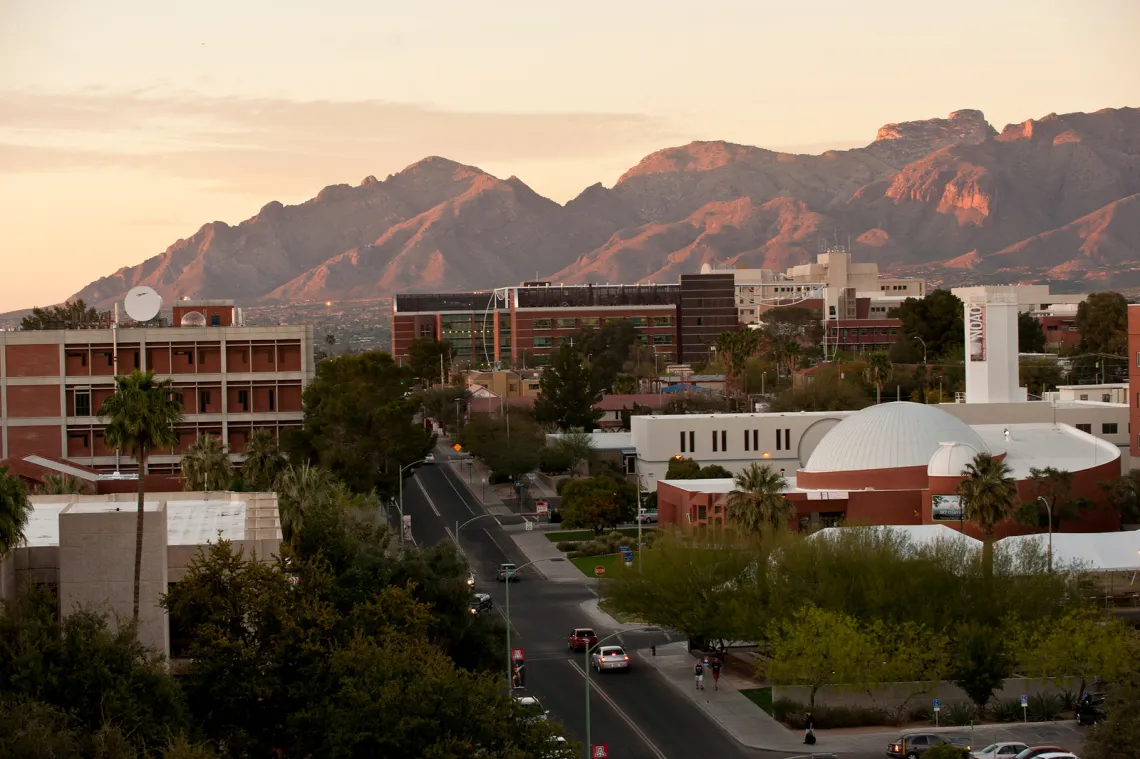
402;514;413;543
452;443;462;451
535;500;549;515
525;520;534;531
511;648;525;661
932;699;940;711
594;566;605;577
591;746;609;759
1020;694;1028;708
619;545;629;552
526;472;537;483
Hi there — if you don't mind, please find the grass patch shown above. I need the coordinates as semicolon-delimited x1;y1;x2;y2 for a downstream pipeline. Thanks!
597;598;645;625
740;687;773;715
569;552;643;577
546;527;656;544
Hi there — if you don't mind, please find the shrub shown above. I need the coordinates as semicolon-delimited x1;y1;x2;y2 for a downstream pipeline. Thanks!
549;510;563;524
940;700;976;726
771;698;890;728
489;471;513;485
992;698;1021;722
925;745;966;759
539;445;574;474
555;541;580;552
1027;693;1061;722
1058;689;1078;713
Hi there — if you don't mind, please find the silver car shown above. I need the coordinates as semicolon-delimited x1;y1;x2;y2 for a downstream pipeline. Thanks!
591;645;631;672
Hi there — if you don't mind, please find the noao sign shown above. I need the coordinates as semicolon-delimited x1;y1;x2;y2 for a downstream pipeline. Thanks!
967;303;986;362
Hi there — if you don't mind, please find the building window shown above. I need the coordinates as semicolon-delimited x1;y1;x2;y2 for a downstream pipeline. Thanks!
580;317;599;328
533;354;549;366
695;317;703;326
199;390;211;413
744;430;750;451
533;318;552;330
689;430;695;452
776;430;782;451
712;431;718;452
697;504;707;521
211;314;221;326
1102;394;1111;403
783;428;790;450
752;429;759;451
1075;423;1092;433
653;334;673;346
237;389;249;412
680;431;687;453
629;317;648;328
74;389;91;417
652;316;673;327
556;318;576;329
268;389;276;412
1103;423;1119;434
533;336;553;348
721;430;727;452
1079;394;1088;401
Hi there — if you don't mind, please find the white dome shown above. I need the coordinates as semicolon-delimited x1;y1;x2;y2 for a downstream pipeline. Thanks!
803;402;989;473
927;441;986;477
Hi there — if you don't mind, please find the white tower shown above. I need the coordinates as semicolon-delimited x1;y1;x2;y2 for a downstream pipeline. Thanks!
963;290;1027;404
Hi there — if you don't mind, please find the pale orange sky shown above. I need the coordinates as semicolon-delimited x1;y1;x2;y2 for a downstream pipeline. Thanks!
1;0;1137;312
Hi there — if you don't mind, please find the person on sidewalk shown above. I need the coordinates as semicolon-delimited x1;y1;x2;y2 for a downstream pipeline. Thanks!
804;711;817;745
710;656;722;691
693;658;704;691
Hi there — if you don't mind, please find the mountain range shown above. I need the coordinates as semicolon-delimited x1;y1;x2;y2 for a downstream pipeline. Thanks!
68;105;1140;309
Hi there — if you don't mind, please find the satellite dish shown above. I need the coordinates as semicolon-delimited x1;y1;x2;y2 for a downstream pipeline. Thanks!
124;286;162;322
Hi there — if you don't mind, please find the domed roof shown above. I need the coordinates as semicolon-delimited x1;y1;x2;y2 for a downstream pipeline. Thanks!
803;402;989;473
927;441;986;477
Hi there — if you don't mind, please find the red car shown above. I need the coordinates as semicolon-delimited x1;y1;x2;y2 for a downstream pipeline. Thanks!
567;628;598;652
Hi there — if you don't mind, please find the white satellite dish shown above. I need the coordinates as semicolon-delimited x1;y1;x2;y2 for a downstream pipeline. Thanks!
124;286;162;322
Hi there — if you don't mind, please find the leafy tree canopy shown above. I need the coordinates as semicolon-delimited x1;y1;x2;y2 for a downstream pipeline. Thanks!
1018;310;1047;353
889;289;964;360
534;344;603;431
420;385;470;433
0;465;31;556
560;470;638;532
1076;291;1128;356
406;338;453;384
20;299;110;330
455;411;543;479
283;351;435;496
768;366;873;412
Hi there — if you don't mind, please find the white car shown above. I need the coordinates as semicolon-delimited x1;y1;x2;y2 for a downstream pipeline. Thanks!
515;695;549;722
974;744;1029;759
636;510;658;524
424;453;436;464
591;645;631;672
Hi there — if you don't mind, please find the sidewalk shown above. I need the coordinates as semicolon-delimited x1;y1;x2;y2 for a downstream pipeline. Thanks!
635;642;1085;753
501;521;598;584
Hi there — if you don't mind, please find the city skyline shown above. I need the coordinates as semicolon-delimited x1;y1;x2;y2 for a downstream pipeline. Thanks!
1;0;1138;312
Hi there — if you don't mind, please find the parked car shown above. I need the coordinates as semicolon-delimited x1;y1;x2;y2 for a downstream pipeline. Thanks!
515;695;549;723
1014;748;1066;759
423;453;436;464
636;510;658;524
591;645;631;672
887;734;971;759
567;628;599;652
1076;693;1107;725
1032;754;1078;759
469;592;492;616
974;743;1028;759
497;563;519;582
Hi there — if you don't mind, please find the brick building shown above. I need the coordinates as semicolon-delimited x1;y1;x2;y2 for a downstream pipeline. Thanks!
0;299;313;473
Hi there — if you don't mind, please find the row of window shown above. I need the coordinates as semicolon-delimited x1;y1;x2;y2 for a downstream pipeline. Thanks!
828;327;900;337
1075;423;1118;434
532;315;673;330
678;427;792;455
880;284;913;291
531;333;674;349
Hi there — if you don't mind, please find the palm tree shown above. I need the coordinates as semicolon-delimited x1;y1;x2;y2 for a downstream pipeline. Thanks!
98;370;184;623
956;452;1019;579
242;429;286;490
725;463;792;537
35;473;93;495
0;466;32;556
716;329;760;395
181;434;233;491
865;352;893;404
275;462;336;547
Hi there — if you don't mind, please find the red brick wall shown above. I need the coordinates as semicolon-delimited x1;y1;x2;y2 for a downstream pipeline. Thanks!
7;426;62;458
251;345;276;372
5;385;60;418
277;343;302;372
278;383;302;412
173;305;233;327
226;345;250;371
4;344;60;377
797;464;928;491
847;489;924;526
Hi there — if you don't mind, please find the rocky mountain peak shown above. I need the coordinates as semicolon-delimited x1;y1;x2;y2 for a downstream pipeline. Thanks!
868;109;996;168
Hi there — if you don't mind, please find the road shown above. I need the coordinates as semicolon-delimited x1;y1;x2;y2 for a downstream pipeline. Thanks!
400;451;874;759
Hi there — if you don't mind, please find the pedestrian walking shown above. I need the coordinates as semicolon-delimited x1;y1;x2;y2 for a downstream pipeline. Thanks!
804;710;817;745
693;659;704;691
710;657;722;691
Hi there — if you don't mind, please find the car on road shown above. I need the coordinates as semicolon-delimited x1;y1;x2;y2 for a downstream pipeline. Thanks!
497;563;520;582
887;734;971;759
973;744;1028;759
466;570;476;587
469;593;492;616
423;453;436;464
636;509;658;524
591;645;631;672
567;628;599;652
1013;748;1066;759
515;695;549;723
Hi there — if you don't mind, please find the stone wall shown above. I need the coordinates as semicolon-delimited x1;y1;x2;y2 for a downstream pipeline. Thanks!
772;676;1071;710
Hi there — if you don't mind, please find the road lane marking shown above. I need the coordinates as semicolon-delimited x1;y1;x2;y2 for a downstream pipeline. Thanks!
482;528;518;562
437;459;478;516
566;659;669;759
414;477;441;517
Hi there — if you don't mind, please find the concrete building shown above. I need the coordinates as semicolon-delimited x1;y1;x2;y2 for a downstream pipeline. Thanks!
1128;305;1140;461
0;300;314;473
0;491;282;656
952;284;1088;352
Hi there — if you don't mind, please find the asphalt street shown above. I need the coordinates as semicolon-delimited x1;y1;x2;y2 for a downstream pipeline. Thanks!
399;452;890;759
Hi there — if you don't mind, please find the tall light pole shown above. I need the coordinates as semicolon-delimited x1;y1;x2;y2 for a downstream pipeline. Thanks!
913;335;927;366
501;557;563;691
582;627;657;758
454;513;498;553
396;458;429;547
1038;495;1054;572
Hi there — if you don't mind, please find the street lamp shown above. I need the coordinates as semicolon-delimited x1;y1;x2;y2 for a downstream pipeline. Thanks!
1038;495;1054;572
396;458;430;547
581;627;658;758
501;557;565;691
454;513;499;553
913;335;927;366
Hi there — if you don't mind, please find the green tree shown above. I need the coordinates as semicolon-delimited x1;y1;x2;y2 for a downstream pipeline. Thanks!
534;344;603;431
283;351;435;496
569;318;638;392
725;463;792;536
889;289;964;360
716;329;762;395
952;620;1012;711
241;429;286;490
697;464;733;478
455;412;542;480
275;462;338;547
0;466;31;556
956;452;1018;579
406;338;452;384
665;456;701;479
551;430;596;474
865;351;893;403
180;434;232;491
19;299;110;330
420;386;470;432
611;373;638;394
1014;607;1134;686
872;620;952;720
1018;311;1046;353
33;473;93;495
1076;291;1128;356
1015;467;1091;537
758;307;823;349
98;369;184;622
769;365;873;412
1081;656;1140;758
766;605;877;710
1019;358;1064;397
561;472;638;532
1099;469;1140;524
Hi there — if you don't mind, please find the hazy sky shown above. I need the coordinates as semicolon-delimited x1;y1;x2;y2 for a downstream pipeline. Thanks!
1;0;1137;311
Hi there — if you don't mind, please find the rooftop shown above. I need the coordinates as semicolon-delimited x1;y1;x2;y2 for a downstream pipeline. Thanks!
974;423;1118;478
546;431;632;450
